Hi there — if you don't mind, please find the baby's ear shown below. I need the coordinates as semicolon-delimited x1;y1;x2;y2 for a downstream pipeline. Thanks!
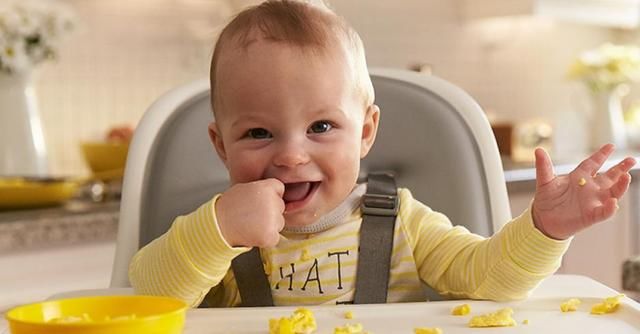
360;104;380;159
208;122;228;164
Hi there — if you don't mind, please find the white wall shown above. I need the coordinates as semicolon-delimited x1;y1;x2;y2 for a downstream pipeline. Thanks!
35;0;628;175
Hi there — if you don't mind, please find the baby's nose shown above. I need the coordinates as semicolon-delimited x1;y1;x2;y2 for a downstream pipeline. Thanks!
273;141;310;167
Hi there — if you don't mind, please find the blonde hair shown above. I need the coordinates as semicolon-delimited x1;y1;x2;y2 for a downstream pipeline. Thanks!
209;0;374;115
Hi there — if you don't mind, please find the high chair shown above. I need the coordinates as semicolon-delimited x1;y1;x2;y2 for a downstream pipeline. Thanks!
109;68;511;288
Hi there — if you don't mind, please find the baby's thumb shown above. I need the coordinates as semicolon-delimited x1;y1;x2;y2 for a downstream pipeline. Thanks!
535;148;555;187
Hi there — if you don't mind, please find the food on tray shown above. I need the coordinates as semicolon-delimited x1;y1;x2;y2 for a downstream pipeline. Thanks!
560;298;581;312
344;311;354;319
414;327;443;334
451;303;470;316
269;308;317;334
334;323;367;334
468;307;516;328
522;319;529;325
591;294;624;315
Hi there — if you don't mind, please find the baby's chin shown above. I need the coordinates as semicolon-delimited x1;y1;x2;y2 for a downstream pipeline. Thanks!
283;210;323;229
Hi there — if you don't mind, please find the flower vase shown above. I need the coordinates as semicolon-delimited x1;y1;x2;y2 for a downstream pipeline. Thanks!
590;85;628;151
0;71;48;177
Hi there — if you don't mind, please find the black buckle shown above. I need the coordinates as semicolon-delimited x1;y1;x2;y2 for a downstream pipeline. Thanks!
362;193;399;216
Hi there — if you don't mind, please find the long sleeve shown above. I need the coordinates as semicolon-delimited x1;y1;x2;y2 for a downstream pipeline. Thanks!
128;195;249;307
399;189;572;301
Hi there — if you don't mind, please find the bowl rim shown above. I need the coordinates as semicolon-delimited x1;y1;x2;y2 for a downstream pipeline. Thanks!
80;141;130;147
5;295;188;327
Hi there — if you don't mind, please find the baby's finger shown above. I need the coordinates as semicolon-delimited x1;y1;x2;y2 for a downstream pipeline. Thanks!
608;173;631;199
603;157;636;181
576;144;615;176
263;178;285;197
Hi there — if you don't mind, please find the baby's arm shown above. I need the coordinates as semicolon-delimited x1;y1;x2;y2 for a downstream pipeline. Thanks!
128;178;285;307
403;190;569;301
128;198;249;307
409;145;635;301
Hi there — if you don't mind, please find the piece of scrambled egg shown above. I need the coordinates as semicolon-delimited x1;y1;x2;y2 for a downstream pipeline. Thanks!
590;294;624;315
560;298;581;312
414;327;443;334
451;303;470;316
269;308;317;334
468;307;516;328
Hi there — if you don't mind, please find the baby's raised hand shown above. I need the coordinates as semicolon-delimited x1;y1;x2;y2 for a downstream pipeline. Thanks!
215;178;285;248
532;144;636;240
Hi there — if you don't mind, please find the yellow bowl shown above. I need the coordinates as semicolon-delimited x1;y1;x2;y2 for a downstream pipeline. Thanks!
6;295;188;334
81;142;129;181
0;177;79;209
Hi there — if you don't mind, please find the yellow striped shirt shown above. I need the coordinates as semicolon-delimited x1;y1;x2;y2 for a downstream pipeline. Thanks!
129;188;570;307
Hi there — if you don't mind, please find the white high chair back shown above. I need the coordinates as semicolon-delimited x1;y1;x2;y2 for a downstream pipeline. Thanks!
110;69;511;288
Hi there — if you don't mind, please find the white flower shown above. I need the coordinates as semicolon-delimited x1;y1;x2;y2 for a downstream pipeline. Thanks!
568;43;640;93
0;38;29;72
0;0;75;74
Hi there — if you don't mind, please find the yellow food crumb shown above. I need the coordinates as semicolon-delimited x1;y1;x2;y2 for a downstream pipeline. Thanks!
334;323;365;334
269;308;317;334
591;294;624;315
344;311;354;319
560;298;581;312
451;303;470;316
578;178;587;186
300;249;312;261
264;261;272;274
414;327;443;334
522;319;529;325
468;308;516;328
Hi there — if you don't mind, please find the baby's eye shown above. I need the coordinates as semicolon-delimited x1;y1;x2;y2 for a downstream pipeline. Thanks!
246;128;272;139
308;121;333;134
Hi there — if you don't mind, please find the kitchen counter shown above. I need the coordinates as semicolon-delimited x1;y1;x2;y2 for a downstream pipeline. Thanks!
0;198;119;254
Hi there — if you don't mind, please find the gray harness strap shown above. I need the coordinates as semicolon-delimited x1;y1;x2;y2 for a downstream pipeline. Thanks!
231;247;274;306
353;172;398;304
229;173;398;306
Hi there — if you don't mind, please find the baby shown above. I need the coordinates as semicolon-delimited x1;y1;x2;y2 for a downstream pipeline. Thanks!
129;0;636;307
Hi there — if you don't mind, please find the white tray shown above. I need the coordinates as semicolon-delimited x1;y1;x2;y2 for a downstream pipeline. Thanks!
184;296;640;333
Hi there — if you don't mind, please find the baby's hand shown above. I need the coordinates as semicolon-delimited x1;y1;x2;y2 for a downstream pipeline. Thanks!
532;144;636;240
215;178;285;248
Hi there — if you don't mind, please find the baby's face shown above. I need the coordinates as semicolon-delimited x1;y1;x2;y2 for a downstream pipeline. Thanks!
209;40;378;227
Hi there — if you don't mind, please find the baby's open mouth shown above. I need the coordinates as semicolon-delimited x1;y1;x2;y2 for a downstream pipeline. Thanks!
283;182;319;203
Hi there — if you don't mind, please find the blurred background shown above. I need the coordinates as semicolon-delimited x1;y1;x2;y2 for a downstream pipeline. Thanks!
19;0;640;175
